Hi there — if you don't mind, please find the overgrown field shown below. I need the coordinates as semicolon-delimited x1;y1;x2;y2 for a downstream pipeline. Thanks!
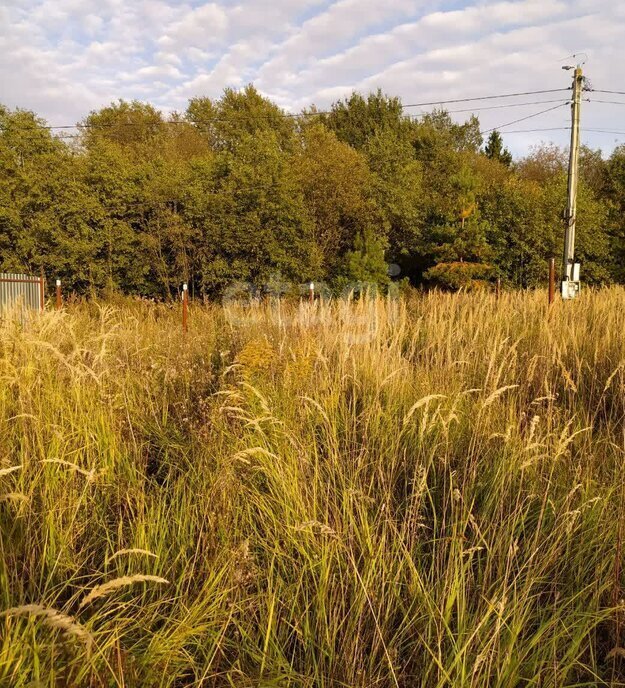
1;290;625;687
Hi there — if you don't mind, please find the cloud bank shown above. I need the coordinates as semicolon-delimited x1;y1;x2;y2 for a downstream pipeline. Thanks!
1;0;623;153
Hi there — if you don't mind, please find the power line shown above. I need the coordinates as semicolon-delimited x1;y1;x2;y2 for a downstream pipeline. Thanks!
406;98;569;117
2;98;572;144
401;88;570;109
494;127;625;137
587;99;625;106
584;128;625;135
14;116;623;145
10;90;625;145
480;103;568;135
589;89;625;96
0;88;572;132
499;127;569;133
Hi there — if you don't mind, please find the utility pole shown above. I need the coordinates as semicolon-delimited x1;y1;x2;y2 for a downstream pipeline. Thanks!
561;64;583;299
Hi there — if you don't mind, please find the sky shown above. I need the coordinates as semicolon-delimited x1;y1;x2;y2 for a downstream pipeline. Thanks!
1;0;624;156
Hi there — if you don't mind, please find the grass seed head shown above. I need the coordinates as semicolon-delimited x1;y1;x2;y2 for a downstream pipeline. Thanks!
1;604;93;653
79;575;169;610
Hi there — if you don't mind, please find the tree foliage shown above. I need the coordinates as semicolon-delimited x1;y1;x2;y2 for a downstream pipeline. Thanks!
484;131;512;167
0;87;621;297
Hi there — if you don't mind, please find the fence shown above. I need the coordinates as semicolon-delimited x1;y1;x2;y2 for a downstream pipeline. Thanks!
0;273;44;312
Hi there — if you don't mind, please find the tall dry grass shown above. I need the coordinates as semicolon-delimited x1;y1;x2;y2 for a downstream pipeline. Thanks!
1;288;625;686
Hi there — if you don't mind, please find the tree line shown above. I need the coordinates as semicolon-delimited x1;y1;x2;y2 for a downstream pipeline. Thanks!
0;86;624;297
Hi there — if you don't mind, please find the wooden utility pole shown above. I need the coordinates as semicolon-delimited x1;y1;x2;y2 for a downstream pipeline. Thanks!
562;65;583;298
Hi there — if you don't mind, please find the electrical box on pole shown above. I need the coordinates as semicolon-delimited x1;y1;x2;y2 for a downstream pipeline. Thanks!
561;65;583;299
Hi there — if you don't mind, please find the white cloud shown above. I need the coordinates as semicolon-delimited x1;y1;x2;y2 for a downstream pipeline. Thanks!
0;0;623;152
158;3;229;51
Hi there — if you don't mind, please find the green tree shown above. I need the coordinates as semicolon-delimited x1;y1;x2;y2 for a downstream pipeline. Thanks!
515;143;566;183
1;91;623;298
0;106;107;290
604;145;625;282
343;227;390;287
479;175;553;287
183;130;318;294
322;90;411;150
187;85;296;153
414;110;483;156
294;124;383;282
363;127;424;272
80;100;166;155
484;130;513;167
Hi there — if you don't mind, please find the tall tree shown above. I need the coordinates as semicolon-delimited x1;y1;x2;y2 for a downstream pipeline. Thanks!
80;100;166;154
602;145;625;282
187;85;296;153
484;130;513;167
183;129;318;294
0;107;106;290
322;90;411;150
363;127;424;270
294;124;384;281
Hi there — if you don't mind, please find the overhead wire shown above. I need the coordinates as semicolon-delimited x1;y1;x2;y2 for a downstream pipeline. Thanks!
54;97;573;136
589;89;625;97
586;99;625;106
405;97;570;117
0;87;572;132
7;88;625;145
399;87;571;109
583;128;625;135
480;102;569;135
490;127;625;138
498;127;569;133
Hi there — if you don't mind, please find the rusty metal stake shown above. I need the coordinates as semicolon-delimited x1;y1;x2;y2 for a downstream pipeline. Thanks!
548;257;555;306
56;279;62;310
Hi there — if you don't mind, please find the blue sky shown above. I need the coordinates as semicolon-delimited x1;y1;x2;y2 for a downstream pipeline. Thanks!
1;0;624;156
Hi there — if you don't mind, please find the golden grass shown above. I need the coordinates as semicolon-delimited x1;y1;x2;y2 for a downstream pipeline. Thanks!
0;288;625;686
1;604;92;651
105;548;158;564
0;465;22;477
79;575;169;610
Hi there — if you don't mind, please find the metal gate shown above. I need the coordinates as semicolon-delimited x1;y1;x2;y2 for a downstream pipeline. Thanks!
0;273;44;312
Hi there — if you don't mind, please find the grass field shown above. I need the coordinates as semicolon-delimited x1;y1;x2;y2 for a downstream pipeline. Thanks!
1;289;625;687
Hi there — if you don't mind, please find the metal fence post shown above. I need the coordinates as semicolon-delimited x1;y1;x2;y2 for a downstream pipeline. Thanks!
182;283;188;334
56;279;62;310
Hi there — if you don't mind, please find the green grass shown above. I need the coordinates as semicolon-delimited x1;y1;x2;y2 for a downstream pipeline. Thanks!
1;289;625;687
